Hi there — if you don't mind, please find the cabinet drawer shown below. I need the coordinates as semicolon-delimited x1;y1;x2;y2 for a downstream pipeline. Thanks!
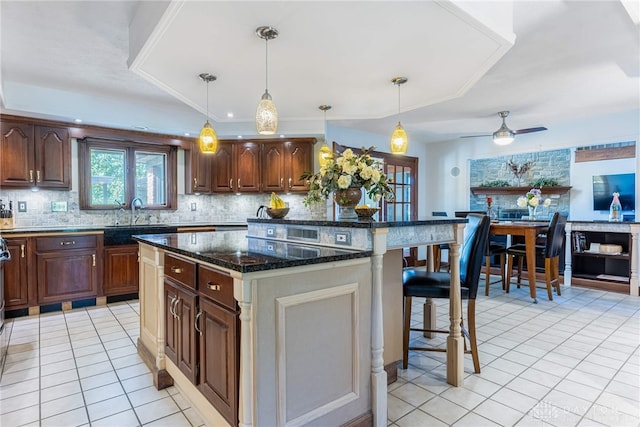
198;265;235;310
165;254;196;289
36;234;97;252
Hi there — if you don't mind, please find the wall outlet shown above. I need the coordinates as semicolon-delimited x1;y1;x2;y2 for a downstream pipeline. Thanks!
335;231;351;245
266;227;276;237
18;201;27;212
190;202;197;211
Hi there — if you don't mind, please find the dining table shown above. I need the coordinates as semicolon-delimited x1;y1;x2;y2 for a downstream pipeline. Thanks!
490;221;549;302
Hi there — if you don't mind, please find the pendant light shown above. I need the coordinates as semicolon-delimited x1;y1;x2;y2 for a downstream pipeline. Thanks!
390;77;408;154
255;26;279;135
318;105;332;167
198;73;218;154
492;111;515;145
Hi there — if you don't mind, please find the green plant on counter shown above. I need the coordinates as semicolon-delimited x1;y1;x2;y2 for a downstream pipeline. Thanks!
529;177;559;188
480;180;511;187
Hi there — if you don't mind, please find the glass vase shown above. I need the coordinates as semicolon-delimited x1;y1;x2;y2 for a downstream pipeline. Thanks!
528;205;538;220
334;187;362;220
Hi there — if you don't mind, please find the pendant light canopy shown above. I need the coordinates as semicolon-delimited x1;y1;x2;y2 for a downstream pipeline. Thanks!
318;105;332;167
492;111;515;145
390;77;408;154
198;73;218;154
255;26;279;135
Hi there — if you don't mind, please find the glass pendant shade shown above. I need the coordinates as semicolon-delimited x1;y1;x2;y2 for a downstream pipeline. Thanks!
390;122;408;154
256;90;278;135
318;143;332;167
199;120;218;153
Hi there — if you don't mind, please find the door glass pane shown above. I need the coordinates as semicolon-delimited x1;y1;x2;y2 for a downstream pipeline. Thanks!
90;148;126;206
136;151;167;206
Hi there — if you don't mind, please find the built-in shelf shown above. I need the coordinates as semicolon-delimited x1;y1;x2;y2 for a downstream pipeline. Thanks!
470;186;572;196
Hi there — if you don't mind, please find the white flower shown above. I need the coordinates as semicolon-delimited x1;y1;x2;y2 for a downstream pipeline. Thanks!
517;197;527;208
342;162;358;175
370;168;381;184
342;149;354;159
360;166;373;180
529;197;540;207
543;198;551;207
337;174;352;189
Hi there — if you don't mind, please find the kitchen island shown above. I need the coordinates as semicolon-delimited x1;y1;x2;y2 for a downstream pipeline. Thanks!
136;216;466;427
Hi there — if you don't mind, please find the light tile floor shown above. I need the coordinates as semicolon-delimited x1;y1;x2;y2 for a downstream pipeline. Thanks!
0;282;638;427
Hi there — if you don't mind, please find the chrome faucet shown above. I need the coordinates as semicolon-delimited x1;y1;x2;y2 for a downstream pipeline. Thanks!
131;197;143;225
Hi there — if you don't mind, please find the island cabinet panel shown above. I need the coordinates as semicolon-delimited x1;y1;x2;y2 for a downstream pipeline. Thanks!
103;245;139;296
198;296;239;427
34;234;101;305
164;277;199;384
3;237;30;309
0;120;70;189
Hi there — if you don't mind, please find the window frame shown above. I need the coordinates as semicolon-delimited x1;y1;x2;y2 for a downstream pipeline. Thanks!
78;138;177;210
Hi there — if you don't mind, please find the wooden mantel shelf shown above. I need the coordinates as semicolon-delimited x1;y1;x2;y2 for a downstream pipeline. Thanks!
470;186;572;196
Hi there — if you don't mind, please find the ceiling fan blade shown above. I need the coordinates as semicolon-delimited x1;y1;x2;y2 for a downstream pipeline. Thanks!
459;134;492;138
514;126;547;135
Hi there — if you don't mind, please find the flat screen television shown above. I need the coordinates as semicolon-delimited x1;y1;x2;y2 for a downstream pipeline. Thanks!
592;173;636;211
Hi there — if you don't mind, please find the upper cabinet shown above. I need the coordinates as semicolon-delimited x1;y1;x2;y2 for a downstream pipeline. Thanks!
187;137;315;194
1;120;71;190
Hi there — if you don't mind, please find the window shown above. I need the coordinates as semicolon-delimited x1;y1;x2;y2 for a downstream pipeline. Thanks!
78;139;177;210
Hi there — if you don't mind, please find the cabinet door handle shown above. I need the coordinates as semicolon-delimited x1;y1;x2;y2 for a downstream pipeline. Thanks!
288;177;292;189
60;241;76;246
170;266;183;274
229;179;233;190
174;298;181;321
280;178;284;188
29;170;34;183
20;244;25;258
92;254;96;267
169;296;177;318
237;178;240;189
36;170;41;183
193;177;198;188
195;309;203;336
207;282;221;291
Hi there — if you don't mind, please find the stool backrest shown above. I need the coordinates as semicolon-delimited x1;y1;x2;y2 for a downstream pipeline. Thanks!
460;214;490;299
545;212;567;258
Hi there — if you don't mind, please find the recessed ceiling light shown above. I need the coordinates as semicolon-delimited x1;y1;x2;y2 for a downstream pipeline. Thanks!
134;125;148;131
279;134;285;138
74;118;82;123
184;132;190;137
237;135;243;139
227;112;234;118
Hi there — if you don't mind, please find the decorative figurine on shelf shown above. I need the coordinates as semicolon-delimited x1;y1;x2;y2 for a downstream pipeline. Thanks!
486;196;497;220
609;192;623;222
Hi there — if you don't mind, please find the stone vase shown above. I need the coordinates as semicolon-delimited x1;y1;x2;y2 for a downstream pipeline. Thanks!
334;187;362;220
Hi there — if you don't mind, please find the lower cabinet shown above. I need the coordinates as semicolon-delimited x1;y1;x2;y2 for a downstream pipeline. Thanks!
103;244;139;296
164;278;198;385
198;296;239;427
35;234;101;305
3;237;30;309
163;257;240;426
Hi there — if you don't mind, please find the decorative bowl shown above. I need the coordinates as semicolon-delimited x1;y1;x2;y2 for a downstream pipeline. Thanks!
266;207;289;219
355;207;379;219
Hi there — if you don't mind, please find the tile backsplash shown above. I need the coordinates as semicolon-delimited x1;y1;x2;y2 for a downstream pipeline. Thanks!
0;190;327;228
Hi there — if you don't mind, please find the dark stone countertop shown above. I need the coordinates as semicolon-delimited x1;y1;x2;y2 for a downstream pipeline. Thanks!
133;230;372;273
247;216;467;228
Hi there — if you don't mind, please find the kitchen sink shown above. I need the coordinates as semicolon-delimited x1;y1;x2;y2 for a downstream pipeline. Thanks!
103;224;177;246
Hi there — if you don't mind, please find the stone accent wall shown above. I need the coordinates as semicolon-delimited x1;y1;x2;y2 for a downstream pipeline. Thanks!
469;148;571;219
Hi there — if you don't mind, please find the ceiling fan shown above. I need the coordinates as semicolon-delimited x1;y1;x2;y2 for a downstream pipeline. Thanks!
461;111;547;145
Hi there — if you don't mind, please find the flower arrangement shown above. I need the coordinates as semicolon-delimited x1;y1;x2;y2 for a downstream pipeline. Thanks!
301;147;394;207
517;188;551;209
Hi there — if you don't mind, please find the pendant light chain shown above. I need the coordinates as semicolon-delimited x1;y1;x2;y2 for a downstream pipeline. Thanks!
390;76;408;154
265;37;269;92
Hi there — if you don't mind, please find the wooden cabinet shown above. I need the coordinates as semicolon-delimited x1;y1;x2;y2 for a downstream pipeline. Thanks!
197;264;239;427
103;244;139;296
0;121;70;189
2;237;30;309
204;138;314;194
164;278;198;384
571;229;631;293
34;234;101;305
186;141;213;194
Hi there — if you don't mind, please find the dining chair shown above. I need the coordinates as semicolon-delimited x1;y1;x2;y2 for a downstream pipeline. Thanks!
505;212;567;300
432;211;449;271
402;213;490;373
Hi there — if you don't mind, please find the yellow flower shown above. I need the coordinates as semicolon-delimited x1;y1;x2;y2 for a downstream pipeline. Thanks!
337;175;352;189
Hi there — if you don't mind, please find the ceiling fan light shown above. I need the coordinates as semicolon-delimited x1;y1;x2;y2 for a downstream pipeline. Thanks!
199;121;218;153
492;126;515;145
391;122;408;154
256;91;278;135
